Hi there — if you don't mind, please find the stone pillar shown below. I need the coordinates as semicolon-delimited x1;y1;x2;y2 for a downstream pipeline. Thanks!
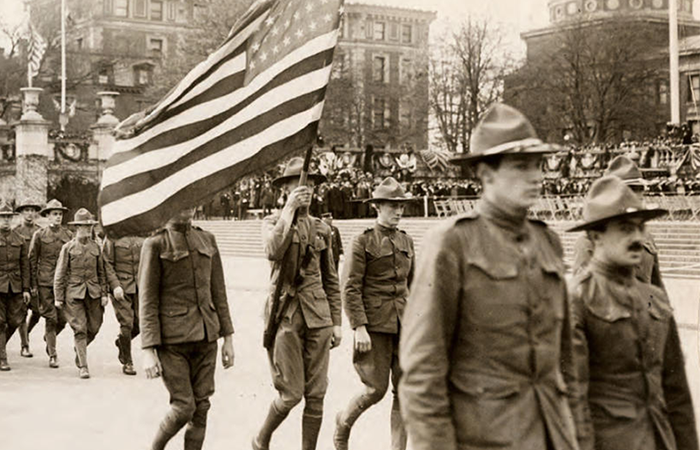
91;91;120;161
14;87;50;205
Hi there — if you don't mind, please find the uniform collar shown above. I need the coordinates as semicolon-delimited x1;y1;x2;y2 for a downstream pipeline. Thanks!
166;222;191;233
478;198;528;240
375;222;397;235
590;258;635;286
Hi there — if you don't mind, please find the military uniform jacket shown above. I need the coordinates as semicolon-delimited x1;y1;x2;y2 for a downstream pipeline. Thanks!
342;223;414;333
0;229;30;294
330;225;343;263
139;224;234;348
573;233;664;290
29;226;72;289
399;203;578;450
262;211;341;329
103;236;144;294
13;223;40;256
569;260;697;450
54;237;108;303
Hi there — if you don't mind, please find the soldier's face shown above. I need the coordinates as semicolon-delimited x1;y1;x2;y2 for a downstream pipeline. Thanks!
47;210;63;226
375;202;404;228
481;154;543;210
169;207;196;224
75;225;93;238
20;208;38;224
0;216;11;231
591;217;646;267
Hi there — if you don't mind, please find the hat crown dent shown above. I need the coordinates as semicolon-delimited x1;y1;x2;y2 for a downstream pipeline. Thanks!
605;155;643;182
0;201;16;215
71;208;95;224
470;103;540;154
583;176;646;222
370;176;408;201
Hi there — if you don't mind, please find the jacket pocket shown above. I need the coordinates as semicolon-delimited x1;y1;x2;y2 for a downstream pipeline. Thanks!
161;305;189;318
160;251;189;262
591;400;637;420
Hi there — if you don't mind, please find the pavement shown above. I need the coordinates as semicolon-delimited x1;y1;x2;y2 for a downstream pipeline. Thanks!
1;256;699;450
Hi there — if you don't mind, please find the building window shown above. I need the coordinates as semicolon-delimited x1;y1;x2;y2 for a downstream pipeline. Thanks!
373;97;390;129
151;0;164;21
374;22;386;40
332;52;347;79
114;0;129;17
168;1;177;20
373;55;387;83
134;0;147;17
365;21;373;39
389;23;399;41
401;24;413;43
97;64;114;84
400;58;413;84
104;0;113;15
659;81;668;105
688;74;700;103
134;65;153;85
148;37;164;56
400;102;412;131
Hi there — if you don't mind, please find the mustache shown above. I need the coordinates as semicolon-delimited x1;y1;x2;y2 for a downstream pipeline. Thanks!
627;242;644;252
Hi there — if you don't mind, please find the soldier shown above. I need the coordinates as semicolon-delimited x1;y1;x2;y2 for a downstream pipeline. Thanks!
321;212;343;272
54;208;110;379
29;199;72;368
566;176;697;450
573;155;665;289
103;234;145;375
399;104;579;450
11;200;42;358
334;177;414;450
140;206;235;450
0;203;31;371
253;157;342;450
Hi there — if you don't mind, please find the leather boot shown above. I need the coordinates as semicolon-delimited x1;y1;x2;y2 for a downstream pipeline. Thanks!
0;328;7;367
19;320;29;349
75;339;88;368
151;423;178;450
121;334;133;364
253;403;289;450
184;424;206;450
45;330;57;358
334;395;369;450
302;413;323;450
390;399;407;450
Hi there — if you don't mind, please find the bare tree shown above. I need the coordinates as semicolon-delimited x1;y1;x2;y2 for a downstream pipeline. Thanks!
430;18;513;153
509;18;663;144
0;22;27;119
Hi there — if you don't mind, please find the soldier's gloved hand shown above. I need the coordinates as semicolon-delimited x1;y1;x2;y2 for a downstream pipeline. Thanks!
22;291;31;305
331;325;342;349
143;348;162;379
113;286;125;302
101;296;109;307
354;325;371;353
285;186;313;211
222;334;235;369
54;300;64;309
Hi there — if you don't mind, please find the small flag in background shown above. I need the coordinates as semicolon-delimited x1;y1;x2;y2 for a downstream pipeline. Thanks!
27;24;47;80
99;0;345;238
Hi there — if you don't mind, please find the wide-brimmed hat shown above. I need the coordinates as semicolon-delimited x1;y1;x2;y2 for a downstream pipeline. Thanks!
364;177;412;203
67;208;98;226
15;201;43;213
449;103;563;166
0;201;18;217
40;199;69;216
272;157;327;188
567;176;667;232
605;155;646;186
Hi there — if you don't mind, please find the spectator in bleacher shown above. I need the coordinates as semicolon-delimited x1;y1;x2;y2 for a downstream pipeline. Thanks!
261;182;275;216
572;155;665;290
220;193;231;221
321;212;343;271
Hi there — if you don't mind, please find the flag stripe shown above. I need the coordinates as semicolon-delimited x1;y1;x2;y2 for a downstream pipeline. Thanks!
101;87;327;204
110;29;338;156
105;48;334;172
101;101;325;226
100;122;319;237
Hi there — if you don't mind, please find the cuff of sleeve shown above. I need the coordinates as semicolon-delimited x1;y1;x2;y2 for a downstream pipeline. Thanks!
349;316;368;330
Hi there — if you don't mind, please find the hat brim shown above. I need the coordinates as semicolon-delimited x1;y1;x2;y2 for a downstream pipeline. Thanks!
272;173;326;188
68;220;98;226
15;204;42;212
364;197;414;204
0;212;18;217
449;143;564;166
566;208;668;232
40;207;69;216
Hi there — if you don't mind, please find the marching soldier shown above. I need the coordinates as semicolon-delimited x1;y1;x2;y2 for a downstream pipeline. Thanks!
253;157;342;450
29;199;72;368
11;200;42;358
0;202;31;371
573;155;664;290
140;207;235;450
399;104;579;450
566;176;697;450
321;212;343;271
103;234;145;375
54;208;110;379
334;177;414;450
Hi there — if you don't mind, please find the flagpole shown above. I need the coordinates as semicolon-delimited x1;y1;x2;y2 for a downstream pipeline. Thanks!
670;0;680;125
60;0;66;128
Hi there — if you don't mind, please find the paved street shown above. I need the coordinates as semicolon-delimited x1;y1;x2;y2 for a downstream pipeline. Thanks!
1;256;699;450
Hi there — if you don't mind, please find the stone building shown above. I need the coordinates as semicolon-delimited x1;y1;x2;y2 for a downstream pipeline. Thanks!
506;0;700;142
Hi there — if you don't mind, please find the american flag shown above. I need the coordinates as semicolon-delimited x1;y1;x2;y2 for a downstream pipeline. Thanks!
98;0;345;238
27;24;47;80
